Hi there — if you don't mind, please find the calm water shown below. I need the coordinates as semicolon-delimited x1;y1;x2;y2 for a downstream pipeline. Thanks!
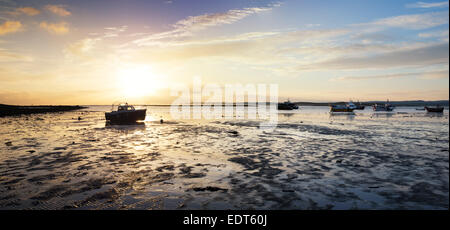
0;106;448;209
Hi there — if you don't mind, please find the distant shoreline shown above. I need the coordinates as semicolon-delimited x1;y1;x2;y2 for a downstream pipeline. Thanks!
2;100;448;108
0;104;87;117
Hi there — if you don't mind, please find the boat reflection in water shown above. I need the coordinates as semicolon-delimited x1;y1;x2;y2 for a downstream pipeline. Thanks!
371;112;395;118
105;121;145;130
329;112;355;120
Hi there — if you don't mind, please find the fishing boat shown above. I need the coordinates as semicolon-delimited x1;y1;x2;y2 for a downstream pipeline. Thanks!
353;101;365;110
105;103;146;124
277;100;299;110
347;101;365;110
425;106;444;113
330;103;355;113
372;100;395;112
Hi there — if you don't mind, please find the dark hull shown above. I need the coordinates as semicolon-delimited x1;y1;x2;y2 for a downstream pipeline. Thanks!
425;107;444;113
105;109;146;124
277;104;298;110
354;105;365;110
330;108;354;112
372;105;394;111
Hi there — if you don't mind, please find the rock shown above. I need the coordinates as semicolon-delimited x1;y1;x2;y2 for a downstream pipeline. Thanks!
228;130;239;135
192;186;228;192
54;147;67;150
5;141;12;146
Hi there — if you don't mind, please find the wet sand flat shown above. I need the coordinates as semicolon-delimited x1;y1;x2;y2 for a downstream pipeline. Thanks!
0;106;448;210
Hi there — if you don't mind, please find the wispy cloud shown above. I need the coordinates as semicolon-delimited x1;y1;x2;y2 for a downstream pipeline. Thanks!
103;26;128;38
306;24;321;28
64;38;99;60
133;3;279;46
39;22;69;34
45;5;71;16
418;29;449;41
418;70;449;79
356;11;449;30
406;1;449;8
332;70;448;81
0;48;32;62
0;21;22;35
298;43;449;70
9;7;41;16
126;28;349;66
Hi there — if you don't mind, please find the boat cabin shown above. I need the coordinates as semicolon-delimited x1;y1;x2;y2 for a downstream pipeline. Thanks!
117;104;135;111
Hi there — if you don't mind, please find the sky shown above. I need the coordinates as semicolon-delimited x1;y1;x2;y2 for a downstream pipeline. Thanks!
0;0;449;105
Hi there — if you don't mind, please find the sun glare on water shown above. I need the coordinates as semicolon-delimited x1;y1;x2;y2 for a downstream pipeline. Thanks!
116;64;163;98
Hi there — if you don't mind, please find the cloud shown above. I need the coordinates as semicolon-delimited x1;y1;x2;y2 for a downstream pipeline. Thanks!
333;70;449;81
175;7;272;30
406;1;449;8
306;24;321;28
17;7;40;16
133;4;279;46
298;43;449;70
126;28;349;66
0;21;22;35
419;29;449;37
0;48;33;62
64;38;99;59
418;29;449;41
103;26;128;38
418;70;449;79
357;11;449;30
40;21;69;34
45;5;71;16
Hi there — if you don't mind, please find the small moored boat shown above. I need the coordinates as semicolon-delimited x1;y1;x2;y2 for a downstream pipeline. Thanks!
277;100;299;110
105;103;146;124
353;101;365;110
425;106;444;113
372;100;395;112
330;103;355;113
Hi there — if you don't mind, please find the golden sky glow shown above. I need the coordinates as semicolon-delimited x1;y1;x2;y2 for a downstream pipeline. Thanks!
0;0;448;105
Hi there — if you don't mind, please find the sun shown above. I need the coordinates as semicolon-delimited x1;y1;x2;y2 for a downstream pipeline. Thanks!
116;64;163;98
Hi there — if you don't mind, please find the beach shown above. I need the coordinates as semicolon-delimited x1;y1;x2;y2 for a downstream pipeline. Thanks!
0;106;448;210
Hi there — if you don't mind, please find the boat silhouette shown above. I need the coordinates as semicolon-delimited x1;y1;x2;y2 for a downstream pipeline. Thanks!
105;103;146;124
